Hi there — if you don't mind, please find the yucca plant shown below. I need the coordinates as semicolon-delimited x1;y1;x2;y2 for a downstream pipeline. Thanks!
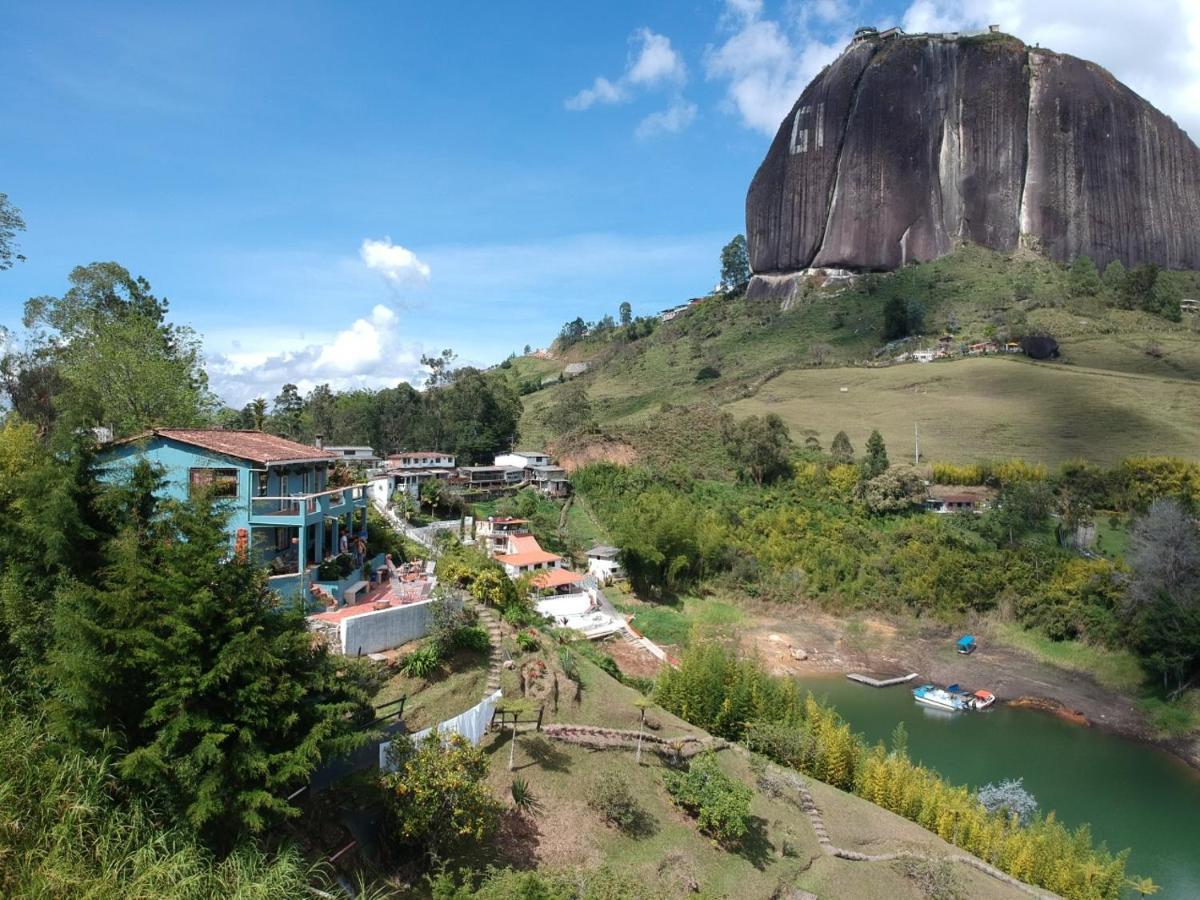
510;776;540;815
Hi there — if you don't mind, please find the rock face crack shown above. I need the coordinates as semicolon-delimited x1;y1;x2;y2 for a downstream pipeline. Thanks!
746;32;1200;294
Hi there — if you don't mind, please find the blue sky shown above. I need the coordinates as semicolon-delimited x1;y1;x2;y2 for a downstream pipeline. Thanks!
3;1;1198;406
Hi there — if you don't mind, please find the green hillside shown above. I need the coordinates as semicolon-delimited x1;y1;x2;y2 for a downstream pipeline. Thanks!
517;245;1200;466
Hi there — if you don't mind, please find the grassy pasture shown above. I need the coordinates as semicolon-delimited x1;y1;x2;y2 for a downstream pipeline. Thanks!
725;356;1200;467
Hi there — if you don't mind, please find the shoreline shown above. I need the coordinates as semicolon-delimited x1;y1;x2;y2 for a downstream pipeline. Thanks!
740;611;1200;774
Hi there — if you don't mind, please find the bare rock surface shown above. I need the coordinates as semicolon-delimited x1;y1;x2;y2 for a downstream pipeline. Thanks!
746;31;1200;286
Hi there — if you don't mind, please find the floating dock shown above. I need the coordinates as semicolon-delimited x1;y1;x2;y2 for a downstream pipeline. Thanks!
846;672;919;688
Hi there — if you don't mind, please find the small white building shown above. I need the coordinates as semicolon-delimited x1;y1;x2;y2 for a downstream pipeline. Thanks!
388;451;456;469
494;450;551;469
495;534;563;578
586;545;623;584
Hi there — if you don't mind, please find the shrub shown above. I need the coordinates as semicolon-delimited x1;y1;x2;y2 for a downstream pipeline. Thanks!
514;630;540;652
509;776;539;815
381;732;500;859
557;648;580;684
451;626;492;654
976;777;1039;826
898;857;965;900
662;752;753;845
401;643;443;679
588;772;650;834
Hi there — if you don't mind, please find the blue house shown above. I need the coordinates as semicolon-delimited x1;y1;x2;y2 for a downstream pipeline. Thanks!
98;428;370;601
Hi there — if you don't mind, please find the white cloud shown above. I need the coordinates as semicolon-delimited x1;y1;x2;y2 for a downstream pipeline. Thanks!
359;237;431;284
896;0;1200;139
706;1;846;135
565;28;693;135
636;99;698;138
564;76;625;110
208;303;425;406
626;28;688;87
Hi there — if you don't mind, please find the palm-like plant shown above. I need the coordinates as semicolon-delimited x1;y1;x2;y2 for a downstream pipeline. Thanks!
510;776;539;815
1127;876;1161;897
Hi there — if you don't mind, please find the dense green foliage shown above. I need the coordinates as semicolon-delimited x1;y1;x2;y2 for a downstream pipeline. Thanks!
51;465;375;845
657;646;1132;899
234;360;522;463
430;865;663;899
382;732;501;860
3;262;217;437
0;697;338;898
662;751;754;844
574;454;1200;684
719;234;750;294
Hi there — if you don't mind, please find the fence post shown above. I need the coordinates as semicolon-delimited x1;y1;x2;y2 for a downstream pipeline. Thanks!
536;705;544;731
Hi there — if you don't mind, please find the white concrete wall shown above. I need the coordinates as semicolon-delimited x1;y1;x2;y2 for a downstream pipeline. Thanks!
339;599;434;656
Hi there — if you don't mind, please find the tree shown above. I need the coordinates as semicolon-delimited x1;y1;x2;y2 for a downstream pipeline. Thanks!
905;299;926;335
305;383;337;441
1126;876;1162;897
269;383;304;440
51;483;374;846
977;778;1039;825
719;234;750;295
544;380;594;435
1126;500;1200;692
810;342;833;366
421;348;458;388
862;429;889;478
1069;256;1101;296
1120;263;1159;311
882;295;909;340
991;479;1053;544
250;396;267;430
830;430;855;464
419;477;445;514
0;192;26;270
860;465;926;514
19;263;216;437
381;732;500;861
1150;275;1183;321
619;301;633;327
556;317;587;350
1102;259;1126;291
721;413;791;486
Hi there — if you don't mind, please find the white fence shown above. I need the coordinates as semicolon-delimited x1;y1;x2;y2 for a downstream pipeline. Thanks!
379;689;503;772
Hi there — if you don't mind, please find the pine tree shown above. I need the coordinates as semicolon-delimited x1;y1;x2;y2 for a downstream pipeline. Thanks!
863;429;889;478
52;487;375;847
830;430;855;464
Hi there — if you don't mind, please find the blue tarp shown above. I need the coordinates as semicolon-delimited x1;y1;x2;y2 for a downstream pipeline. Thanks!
956;634;976;648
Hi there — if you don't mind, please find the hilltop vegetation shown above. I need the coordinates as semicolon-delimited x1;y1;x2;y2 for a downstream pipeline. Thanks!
518;245;1200;467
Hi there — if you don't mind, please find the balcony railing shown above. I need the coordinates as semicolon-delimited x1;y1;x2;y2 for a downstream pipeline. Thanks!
250;484;368;522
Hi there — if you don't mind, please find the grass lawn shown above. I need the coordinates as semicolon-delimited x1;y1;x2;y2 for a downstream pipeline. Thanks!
475;647;1027;899
609;593;746;650
562;494;610;549
725;356;1200;467
371;647;491;732
1092;513;1131;561
987;621;1145;693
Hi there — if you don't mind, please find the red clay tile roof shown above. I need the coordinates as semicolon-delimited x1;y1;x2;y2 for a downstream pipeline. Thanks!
496;550;563;567
531;568;585;589
115;428;335;465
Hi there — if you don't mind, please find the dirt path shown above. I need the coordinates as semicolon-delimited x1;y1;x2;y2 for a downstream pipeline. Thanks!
736;605;1200;770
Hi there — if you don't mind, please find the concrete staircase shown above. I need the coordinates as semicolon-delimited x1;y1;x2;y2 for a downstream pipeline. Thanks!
476;605;505;699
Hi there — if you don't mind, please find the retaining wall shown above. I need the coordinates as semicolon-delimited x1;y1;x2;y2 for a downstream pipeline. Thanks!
340;598;433;656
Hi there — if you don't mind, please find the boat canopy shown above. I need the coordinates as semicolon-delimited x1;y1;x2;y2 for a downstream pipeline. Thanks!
956;634;976;649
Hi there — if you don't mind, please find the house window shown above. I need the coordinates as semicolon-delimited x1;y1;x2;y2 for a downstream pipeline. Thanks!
256;471;269;496
189;468;239;499
275;527;290;551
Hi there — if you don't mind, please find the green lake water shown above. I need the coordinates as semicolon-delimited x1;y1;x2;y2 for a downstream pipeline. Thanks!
794;676;1200;897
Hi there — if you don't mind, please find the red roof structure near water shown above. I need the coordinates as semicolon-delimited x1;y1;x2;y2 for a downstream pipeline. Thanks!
111;428;335;465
